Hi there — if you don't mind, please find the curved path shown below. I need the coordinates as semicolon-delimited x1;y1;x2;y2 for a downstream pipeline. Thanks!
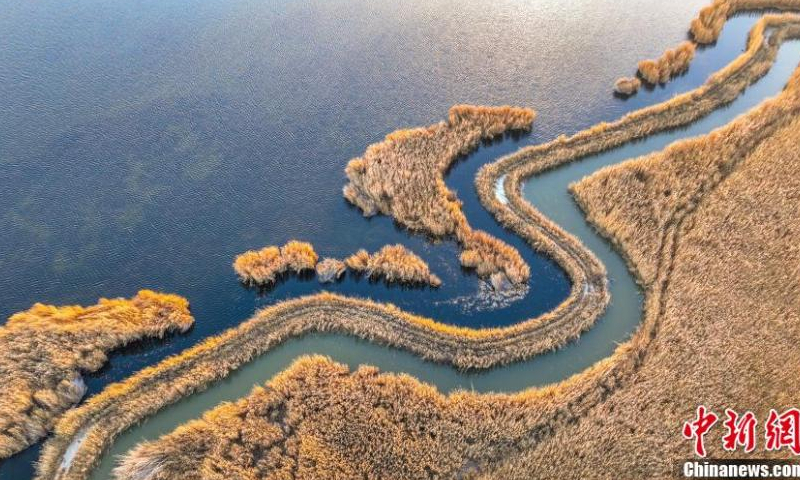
34;14;800;480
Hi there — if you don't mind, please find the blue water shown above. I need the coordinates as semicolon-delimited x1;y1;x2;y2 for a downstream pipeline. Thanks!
0;0;789;476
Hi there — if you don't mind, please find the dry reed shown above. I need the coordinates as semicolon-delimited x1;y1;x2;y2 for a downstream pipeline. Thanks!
613;76;641;95
315;258;346;283
0;291;193;460
345;244;442;287
637;41;696;84
343;105;534;285
233;240;318;285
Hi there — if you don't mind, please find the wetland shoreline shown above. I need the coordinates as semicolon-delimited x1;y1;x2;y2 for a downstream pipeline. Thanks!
30;10;800;480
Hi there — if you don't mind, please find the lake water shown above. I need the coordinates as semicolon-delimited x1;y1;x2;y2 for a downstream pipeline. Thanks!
1;0;792;477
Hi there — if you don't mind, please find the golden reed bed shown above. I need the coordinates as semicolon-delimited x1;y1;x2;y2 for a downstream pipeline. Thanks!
344;105;534;286
31;7;800;480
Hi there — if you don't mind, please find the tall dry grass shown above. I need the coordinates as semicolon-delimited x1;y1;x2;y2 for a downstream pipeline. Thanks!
343;105;534;286
637;41;696;84
613;76;641;95
316;258;346;283
0;290;193;460
345;244;442;287
233;240;318;285
482;62;800;480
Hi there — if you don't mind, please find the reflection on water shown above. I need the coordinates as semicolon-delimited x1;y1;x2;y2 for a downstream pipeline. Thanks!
0;0;781;475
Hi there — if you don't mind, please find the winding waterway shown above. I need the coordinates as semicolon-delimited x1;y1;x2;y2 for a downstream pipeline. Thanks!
79;32;800;480
0;0;795;477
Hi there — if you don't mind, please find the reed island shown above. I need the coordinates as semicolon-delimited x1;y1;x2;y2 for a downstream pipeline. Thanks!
27;3;800;480
234;241;441;287
345;245;442;287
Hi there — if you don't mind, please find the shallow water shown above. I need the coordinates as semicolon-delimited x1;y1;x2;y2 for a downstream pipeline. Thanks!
0;0;789;476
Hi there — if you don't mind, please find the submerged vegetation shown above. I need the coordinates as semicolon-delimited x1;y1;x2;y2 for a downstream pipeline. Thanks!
343;105;534;286
345;244;442;287
637;41;696;84
0;291;193;460
233;240;318;285
32;9;800;480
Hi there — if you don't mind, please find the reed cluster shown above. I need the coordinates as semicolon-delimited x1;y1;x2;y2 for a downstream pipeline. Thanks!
345;244;442;287
637;41;696;84
692;0;733;42
315;258;346;283
34;13;800;480
343;105;534;286
613;76;641;95
233;240;318;285
0;290;193;460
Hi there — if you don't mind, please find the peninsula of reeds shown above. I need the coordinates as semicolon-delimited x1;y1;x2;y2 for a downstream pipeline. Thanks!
345;244;442;287
343;105;534;287
0;290;193;460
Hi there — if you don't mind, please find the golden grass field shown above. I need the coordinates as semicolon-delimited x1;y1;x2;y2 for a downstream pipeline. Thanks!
22;3;800;479
0;291;193;460
113;36;800;479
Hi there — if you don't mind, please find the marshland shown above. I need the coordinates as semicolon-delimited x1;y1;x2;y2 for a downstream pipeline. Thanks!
1;0;799;478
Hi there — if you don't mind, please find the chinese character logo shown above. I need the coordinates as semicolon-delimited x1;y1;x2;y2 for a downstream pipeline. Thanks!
683;406;719;457
765;408;800;455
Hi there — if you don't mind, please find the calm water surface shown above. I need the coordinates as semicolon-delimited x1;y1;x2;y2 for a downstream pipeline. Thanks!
0;0;788;476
